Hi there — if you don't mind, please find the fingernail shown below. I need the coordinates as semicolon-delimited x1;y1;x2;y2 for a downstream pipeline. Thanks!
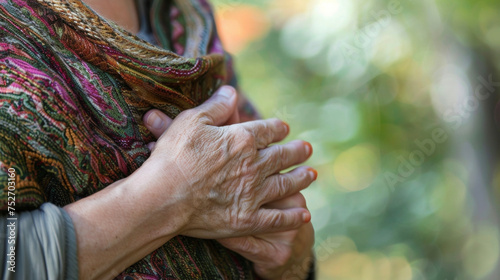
146;111;164;130
283;122;290;134
147;142;156;151
308;168;318;181
217;86;235;101
304;142;313;157
302;212;311;223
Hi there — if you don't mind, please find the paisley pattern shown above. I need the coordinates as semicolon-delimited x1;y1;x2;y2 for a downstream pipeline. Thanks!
0;0;254;278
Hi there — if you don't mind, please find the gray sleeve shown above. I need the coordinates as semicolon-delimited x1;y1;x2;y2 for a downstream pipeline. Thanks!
0;203;79;280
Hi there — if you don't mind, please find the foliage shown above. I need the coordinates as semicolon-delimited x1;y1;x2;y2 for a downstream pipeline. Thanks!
213;0;500;279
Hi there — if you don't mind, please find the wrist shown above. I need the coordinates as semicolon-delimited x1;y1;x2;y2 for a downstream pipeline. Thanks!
64;160;187;279
126;157;192;237
129;155;202;238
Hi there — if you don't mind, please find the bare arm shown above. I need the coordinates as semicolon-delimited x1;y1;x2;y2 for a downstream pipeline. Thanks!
144;90;317;280
64;86;313;279
62;172;182;280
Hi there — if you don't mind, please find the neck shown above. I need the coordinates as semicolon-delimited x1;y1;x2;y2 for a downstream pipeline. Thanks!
80;0;140;34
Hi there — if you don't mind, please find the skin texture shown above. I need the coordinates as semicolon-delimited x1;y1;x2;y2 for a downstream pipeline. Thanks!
217;195;315;280
146;87;314;238
144;87;316;280
81;0;140;34
75;2;316;279
64;86;314;279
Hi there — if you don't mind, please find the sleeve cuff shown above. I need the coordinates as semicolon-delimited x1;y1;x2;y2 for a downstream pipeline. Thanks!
1;203;79;279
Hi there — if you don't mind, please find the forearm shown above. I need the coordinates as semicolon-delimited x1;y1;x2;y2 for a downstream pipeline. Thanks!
63;162;186;280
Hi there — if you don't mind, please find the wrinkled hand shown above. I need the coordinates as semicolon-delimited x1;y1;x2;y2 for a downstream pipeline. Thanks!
218;193;315;280
140;86;314;239
143;87;316;279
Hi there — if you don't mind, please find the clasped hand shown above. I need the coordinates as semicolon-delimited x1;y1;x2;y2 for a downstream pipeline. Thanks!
141;86;315;279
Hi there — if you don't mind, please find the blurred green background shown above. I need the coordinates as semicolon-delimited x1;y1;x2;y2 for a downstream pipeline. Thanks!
211;0;500;279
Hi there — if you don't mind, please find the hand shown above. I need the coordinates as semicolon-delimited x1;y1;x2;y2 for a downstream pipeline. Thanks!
143;90;316;279
143;90;258;152
65;86;315;280
139;86;315;239
143;91;241;151
218;192;315;280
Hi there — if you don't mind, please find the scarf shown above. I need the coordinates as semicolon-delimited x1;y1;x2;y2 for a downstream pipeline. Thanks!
0;0;255;278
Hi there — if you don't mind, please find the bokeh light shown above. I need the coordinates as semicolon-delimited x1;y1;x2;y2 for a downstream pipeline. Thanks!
212;0;500;278
333;144;379;192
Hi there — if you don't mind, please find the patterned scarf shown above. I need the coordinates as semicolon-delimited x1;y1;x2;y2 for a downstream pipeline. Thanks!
0;0;255;278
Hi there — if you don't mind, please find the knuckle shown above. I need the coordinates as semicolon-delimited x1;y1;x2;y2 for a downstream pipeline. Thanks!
227;215;241;233
239;239;259;256
269;212;285;229
237;177;256;199
179;108;197;120
229;209;252;233
236;158;257;178
277;176;290;197
233;127;256;150
274;145;286;168
193;110;212;124
256;132;269;148
177;110;207;131
239;239;253;252
262;121;276;146
242;128;256;145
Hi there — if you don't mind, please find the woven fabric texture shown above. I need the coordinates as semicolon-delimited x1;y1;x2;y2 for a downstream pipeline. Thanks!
0;0;254;278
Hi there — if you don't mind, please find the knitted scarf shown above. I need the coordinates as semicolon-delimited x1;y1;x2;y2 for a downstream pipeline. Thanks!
0;0;255;278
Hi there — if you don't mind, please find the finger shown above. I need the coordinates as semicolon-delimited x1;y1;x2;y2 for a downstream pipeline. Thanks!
147;142;156;151
258;140;313;176
217;237;264;257
253;208;310;234
143;109;174;138
264;192;307;210
218;235;288;261
226;103;240;125
193;86;238;126
259;166;316;205
236;118;289;149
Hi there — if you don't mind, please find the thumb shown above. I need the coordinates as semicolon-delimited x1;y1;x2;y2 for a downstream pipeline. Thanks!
195;86;238;126
225;104;240;125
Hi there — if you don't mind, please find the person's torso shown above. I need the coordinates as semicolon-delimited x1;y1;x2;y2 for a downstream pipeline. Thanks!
0;0;253;278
